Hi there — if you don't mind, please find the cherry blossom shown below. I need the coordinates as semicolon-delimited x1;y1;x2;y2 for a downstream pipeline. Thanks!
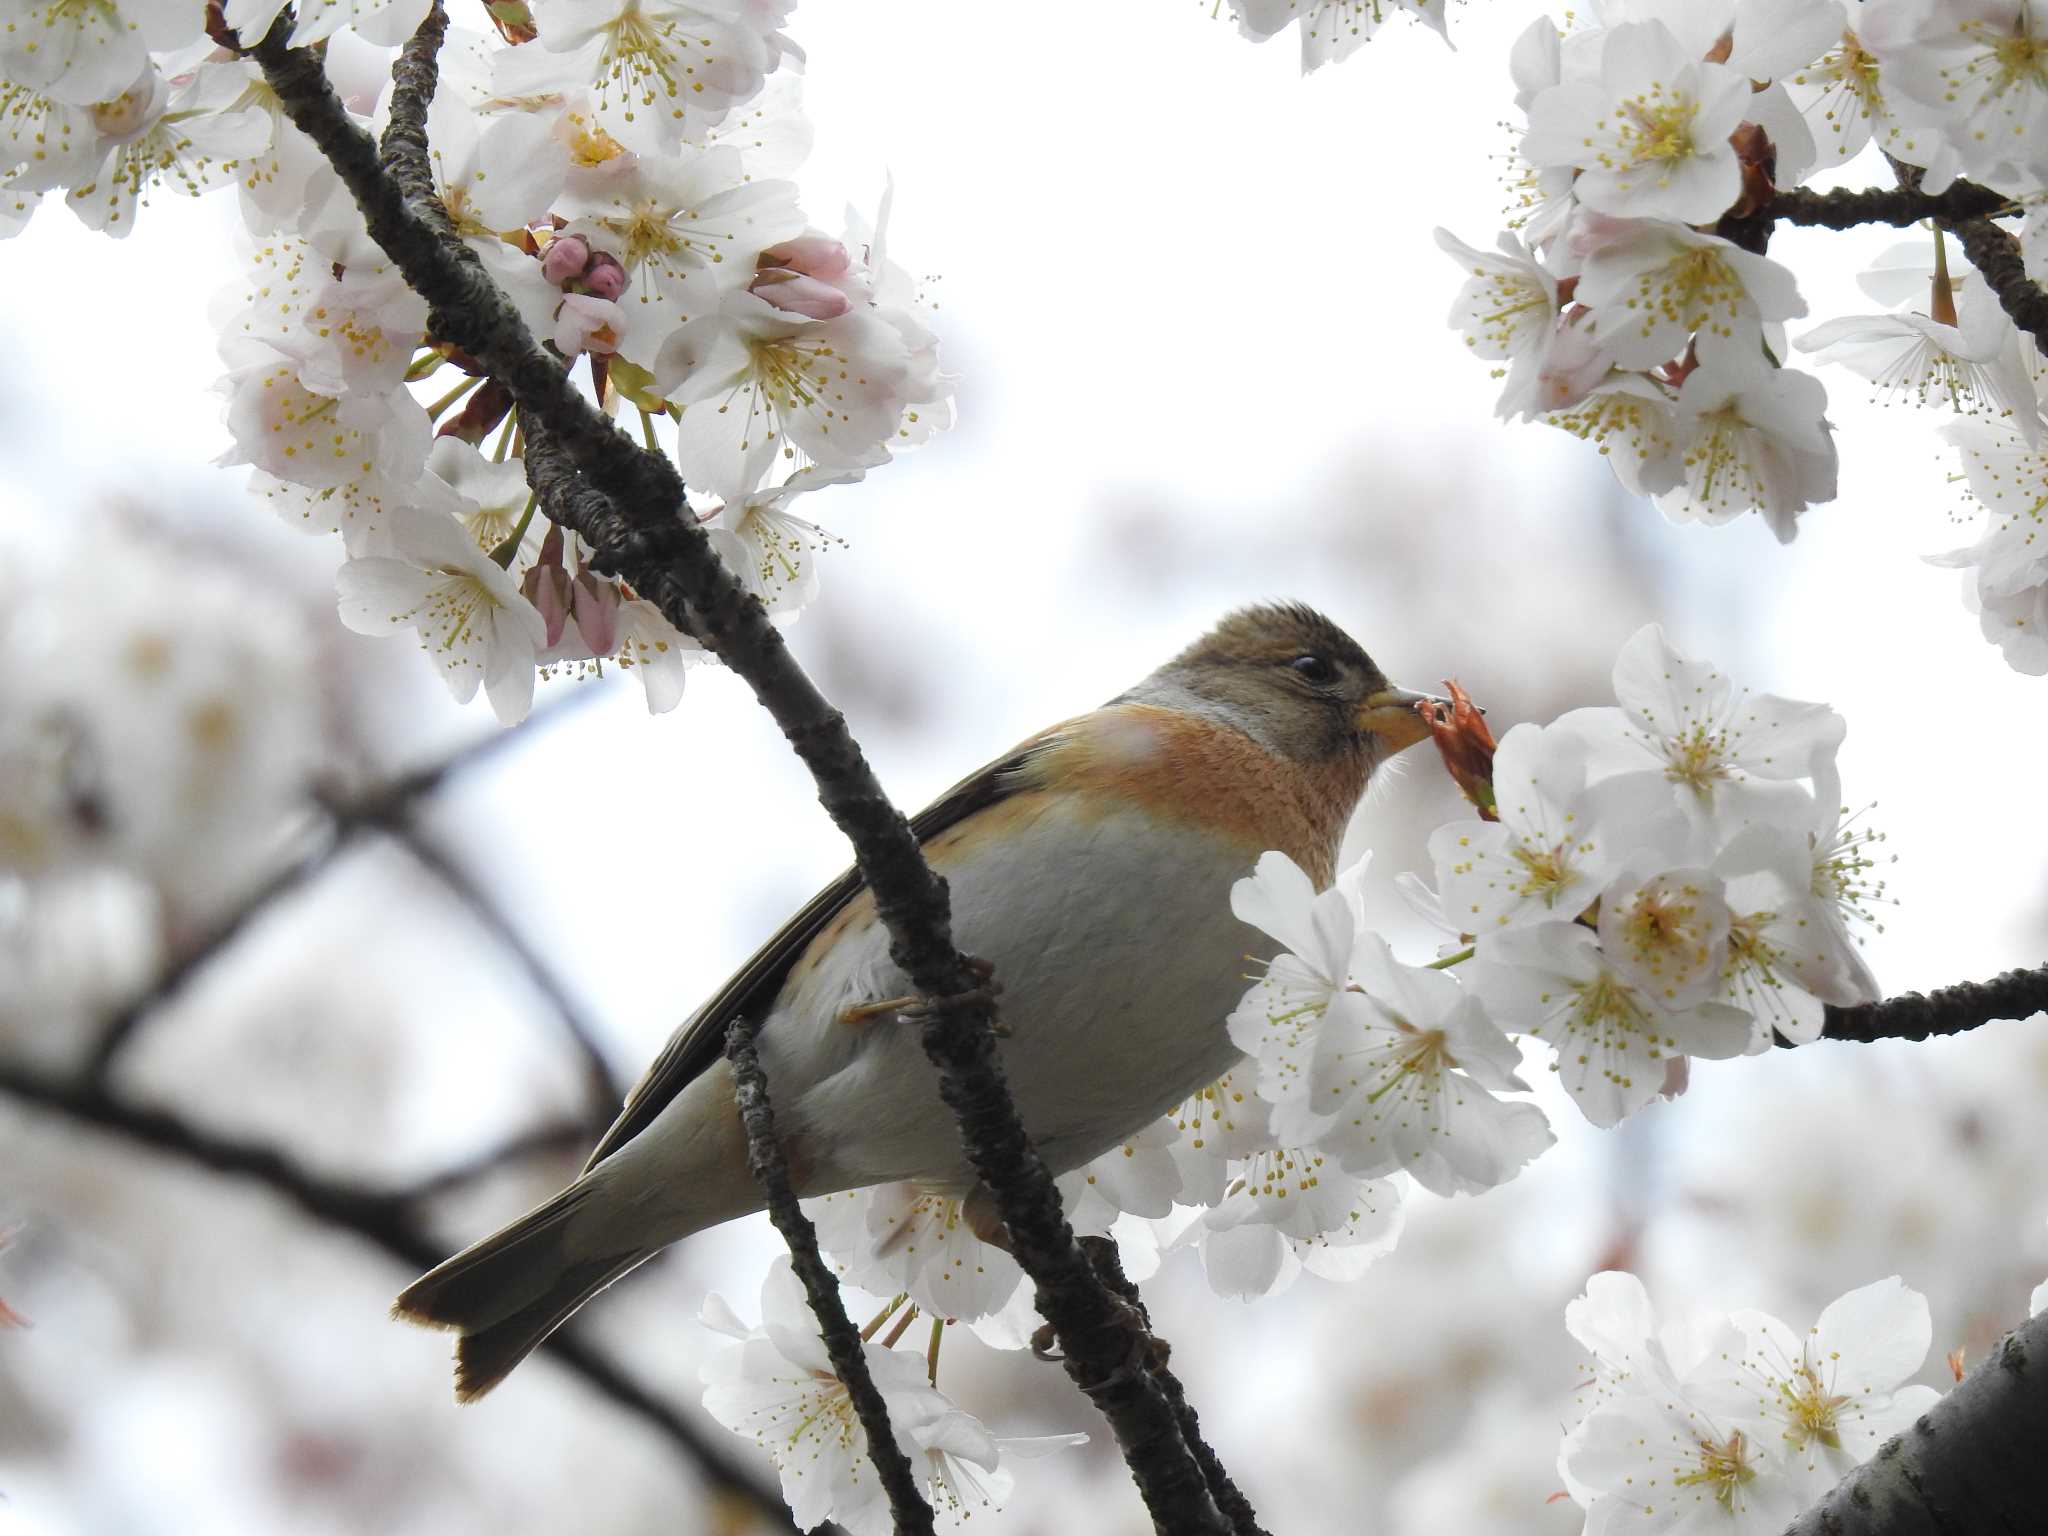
1575;222;1805;371
1465;921;1752;1127
1566;623;1846;842
1521;21;1752;224
1178;1149;1405;1299
1653;351;1838;543
1797;291;2040;443
336;500;548;724
1434;227;1565;398
1706;1278;1940;1495
700;1258;1082;1535
660;288;915;499
0;0;199;108
1873;0;2048;196
1560;1271;1814;1534
702;465;860;617
1425;721;1684;934
1228;0;1450;73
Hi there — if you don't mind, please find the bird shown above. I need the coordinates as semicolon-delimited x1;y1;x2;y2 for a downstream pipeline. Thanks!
395;602;1442;1399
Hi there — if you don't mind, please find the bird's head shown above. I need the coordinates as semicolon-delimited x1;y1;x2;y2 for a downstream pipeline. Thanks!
1128;602;1445;766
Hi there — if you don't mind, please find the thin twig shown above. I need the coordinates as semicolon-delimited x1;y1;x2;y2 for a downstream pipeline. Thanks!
83;825;347;1083
397;1120;594;1203
1079;1237;1269;1536
725;1016;939;1536
0;1060;796;1529
1787;963;2048;1048
342;802;623;1113
377;0;448;201
83;693;603;1086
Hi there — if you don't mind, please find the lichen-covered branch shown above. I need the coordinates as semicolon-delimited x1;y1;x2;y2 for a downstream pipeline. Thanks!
1782;1309;2048;1535
0;1061;796;1528
247;17;1247;1529
725;1018;938;1536
1794;963;2048;1047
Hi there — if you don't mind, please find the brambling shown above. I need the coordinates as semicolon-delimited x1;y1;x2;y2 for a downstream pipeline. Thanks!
397;602;1442;1399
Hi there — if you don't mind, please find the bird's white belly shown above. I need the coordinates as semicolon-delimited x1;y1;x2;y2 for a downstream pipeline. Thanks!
758;795;1266;1192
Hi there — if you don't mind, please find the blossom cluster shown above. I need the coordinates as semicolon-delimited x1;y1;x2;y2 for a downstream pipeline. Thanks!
698;1257;1085;1536
1220;0;1455;72
1559;1271;1942;1532
0;527;322;1052
1245;622;1884;1144
1430;1;2048;672
1;0;952;721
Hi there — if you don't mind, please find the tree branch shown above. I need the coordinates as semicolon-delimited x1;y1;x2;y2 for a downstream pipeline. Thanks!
335;797;623;1114
377;0;446;194
245;20;1248;1530
1783;1309;2048;1535
396;1120;594;1204
1790;963;2048;1047
1940;213;2048;358
1078;1236;1269;1536
84;693;602;1086
0;1060;796;1529
725;1017;938;1535
1767;179;2013;231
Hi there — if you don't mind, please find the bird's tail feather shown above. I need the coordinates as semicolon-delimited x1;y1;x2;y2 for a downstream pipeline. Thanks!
393;1180;653;1402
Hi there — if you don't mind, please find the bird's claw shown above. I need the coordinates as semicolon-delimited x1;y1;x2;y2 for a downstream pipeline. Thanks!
842;955;1007;1036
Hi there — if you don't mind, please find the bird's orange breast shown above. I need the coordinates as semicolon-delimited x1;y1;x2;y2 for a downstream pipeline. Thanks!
1019;703;1365;887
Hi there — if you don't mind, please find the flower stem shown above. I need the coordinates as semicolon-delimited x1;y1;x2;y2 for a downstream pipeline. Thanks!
427;372;485;419
1426;945;1475;970
926;1315;945;1387
488;492;538;569
637;405;661;453
859;1293;909;1343
492;406;519;463
880;1303;921;1351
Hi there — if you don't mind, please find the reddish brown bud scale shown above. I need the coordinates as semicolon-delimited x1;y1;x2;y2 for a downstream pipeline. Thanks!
1420;678;1498;821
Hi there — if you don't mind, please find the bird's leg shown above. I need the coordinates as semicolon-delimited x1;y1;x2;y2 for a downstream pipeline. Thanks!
837;955;1008;1036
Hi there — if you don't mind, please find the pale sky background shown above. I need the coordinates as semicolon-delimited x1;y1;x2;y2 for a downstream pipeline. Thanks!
3;3;2046;1533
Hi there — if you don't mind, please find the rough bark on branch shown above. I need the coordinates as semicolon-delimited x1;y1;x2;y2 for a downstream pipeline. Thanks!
1941;214;2048;358
249;13;1247;1528
1783;963;2048;1047
1783;1309;2048;1535
1768;179;2012;231
726;1017;938;1536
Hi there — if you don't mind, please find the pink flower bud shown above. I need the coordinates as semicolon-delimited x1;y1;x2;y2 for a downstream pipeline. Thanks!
581;251;628;302
748;269;851;321
542;233;591;286
521;561;573;649
760;235;851;280
570;571;621;655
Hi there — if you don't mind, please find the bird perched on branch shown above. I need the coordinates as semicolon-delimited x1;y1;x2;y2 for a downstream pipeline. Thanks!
396;603;1442;1398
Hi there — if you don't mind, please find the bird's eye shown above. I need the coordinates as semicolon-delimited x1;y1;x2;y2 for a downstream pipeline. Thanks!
1287;653;1336;686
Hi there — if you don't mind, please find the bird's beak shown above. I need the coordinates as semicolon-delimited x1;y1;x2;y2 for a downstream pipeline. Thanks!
1356;684;1450;752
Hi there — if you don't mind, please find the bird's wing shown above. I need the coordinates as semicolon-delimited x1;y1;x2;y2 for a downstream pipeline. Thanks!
579;730;1062;1174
